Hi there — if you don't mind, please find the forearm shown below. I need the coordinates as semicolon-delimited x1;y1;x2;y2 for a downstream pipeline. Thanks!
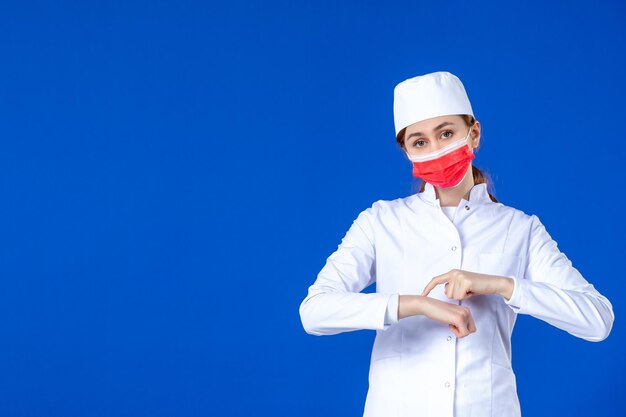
495;276;515;301
502;278;613;341
491;273;613;342
300;290;394;335
398;295;428;319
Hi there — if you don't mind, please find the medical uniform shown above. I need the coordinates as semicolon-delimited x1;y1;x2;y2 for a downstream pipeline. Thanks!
299;181;614;417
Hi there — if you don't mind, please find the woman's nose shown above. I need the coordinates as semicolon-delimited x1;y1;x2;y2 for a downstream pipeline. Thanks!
432;138;447;150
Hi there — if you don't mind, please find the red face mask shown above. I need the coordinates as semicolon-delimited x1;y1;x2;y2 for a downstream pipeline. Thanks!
405;127;475;188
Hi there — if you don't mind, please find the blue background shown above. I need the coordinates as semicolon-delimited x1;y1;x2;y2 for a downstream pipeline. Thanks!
0;0;624;416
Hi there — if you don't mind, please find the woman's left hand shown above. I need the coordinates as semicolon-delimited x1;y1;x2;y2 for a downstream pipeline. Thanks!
421;269;509;300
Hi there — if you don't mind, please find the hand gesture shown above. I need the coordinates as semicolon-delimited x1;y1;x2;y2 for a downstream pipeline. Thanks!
421;269;502;300
416;296;477;338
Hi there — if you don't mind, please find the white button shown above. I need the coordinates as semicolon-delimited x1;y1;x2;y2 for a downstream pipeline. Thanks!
444;381;450;388
447;336;452;341
451;246;457;251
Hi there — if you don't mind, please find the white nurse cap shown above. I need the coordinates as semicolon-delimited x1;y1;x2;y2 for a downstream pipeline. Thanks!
393;71;474;138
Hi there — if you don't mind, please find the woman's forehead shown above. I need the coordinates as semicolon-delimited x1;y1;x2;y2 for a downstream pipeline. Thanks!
405;115;464;134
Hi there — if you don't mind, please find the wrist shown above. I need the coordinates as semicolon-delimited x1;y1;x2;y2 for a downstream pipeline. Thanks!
497;277;514;301
399;295;428;319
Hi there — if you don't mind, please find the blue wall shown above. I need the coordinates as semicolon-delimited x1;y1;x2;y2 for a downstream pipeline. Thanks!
0;1;623;415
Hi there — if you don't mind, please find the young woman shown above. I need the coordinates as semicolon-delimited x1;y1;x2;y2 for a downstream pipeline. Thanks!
299;71;614;417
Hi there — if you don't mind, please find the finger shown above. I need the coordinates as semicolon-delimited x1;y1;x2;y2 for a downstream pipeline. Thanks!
455;322;468;338
449;323;461;338
451;283;464;300
468;311;477;333
421;278;441;296
422;276;446;297
458;308;472;337
454;284;469;300
446;282;454;299
451;283;467;301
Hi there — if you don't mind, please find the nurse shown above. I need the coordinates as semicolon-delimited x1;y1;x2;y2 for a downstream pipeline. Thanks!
298;71;615;417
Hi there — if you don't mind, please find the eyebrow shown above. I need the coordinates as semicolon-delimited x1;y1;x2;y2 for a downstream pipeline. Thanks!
406;121;456;140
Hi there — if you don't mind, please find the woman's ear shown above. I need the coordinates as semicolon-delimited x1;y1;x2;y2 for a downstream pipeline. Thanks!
471;121;481;150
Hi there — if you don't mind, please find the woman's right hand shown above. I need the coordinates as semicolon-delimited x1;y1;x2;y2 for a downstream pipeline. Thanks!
399;295;477;338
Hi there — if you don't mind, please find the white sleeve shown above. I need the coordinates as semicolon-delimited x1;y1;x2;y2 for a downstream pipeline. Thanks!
503;214;614;342
385;293;400;325
299;206;398;336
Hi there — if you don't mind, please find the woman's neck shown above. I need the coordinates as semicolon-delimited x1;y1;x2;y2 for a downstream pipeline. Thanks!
434;166;475;207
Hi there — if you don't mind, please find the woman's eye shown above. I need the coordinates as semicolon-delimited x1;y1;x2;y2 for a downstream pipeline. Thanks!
413;140;426;147
442;130;454;139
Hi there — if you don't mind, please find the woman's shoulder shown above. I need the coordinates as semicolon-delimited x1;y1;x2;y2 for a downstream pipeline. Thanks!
490;200;544;229
350;194;422;230
358;193;419;216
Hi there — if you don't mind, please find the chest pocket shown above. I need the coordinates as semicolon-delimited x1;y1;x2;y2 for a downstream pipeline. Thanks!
477;252;522;280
